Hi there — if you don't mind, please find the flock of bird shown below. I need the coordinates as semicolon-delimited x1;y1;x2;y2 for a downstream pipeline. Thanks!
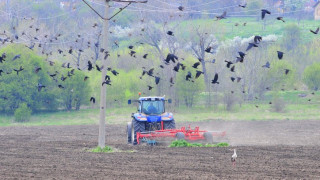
1;2;319;106
131;3;319;105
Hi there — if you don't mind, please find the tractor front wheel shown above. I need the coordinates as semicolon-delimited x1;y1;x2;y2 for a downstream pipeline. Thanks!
131;119;146;145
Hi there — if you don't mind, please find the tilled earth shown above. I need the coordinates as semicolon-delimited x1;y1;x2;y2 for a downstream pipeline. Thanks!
0;120;320;179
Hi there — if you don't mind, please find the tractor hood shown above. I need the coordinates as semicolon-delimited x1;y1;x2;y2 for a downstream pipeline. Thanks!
133;112;174;122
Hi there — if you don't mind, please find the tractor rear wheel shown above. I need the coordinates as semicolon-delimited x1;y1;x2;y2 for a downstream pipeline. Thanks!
163;120;176;130
127;122;132;144
131;119;146;145
176;132;185;140
204;132;213;144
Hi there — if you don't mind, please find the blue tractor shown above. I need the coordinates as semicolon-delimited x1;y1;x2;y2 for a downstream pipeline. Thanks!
127;96;175;145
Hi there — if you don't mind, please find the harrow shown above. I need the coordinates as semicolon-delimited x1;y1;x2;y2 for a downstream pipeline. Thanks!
136;123;226;145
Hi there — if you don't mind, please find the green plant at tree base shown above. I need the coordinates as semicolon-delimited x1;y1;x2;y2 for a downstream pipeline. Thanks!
90;146;113;153
169;139;229;147
14;103;31;122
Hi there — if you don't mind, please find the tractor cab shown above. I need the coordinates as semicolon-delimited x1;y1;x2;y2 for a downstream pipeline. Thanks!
128;97;172;119
138;97;166;115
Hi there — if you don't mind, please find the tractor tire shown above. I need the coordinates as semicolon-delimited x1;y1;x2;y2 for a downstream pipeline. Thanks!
163;120;176;130
127;122;132;144
204;132;213;144
131;119;146;145
176;132;185;140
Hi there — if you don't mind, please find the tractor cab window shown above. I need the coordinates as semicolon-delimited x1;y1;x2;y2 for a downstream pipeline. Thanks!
142;100;164;115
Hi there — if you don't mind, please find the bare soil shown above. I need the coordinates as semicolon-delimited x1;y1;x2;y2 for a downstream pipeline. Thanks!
0;120;319;179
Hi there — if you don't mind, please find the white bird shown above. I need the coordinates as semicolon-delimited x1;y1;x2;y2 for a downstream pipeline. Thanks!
231;149;237;166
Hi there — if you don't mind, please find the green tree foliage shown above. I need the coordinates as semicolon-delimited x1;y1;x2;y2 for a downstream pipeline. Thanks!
266;60;295;90
0;44;59;112
281;24;301;51
247;0;264;15
105;70;147;107
59;69;90;111
303;63;320;91
14;103;31;122
0;44;90;113
176;62;205;108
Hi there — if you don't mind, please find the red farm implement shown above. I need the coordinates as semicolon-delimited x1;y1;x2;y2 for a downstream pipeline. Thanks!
136;124;226;145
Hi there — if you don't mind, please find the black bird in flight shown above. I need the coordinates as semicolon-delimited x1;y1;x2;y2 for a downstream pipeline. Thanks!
276;17;285;22
236;56;244;63
186;71;192;81
211;73;219;84
37;83;46;92
102;80;111;86
0;54;5;63
165;53;178;64
173;64;180;72
261;9;271;20
111;70;119;76
87;61;93;71
178;6;184;11
225;60;233;68
195;70;203;79
239;3;247;8
215;11;227;20
167;31;174;36
310;27;319;34
129;50;136;57
13;66;24;75
96;65;103;72
254;36;262;44
170;77;174;85
205;47;212;53
61;75;67;81
90;97;95;104
238;51;246;59
34;67;42;73
143;54;148;59
277;51;284;60
147;68;154;77
155;76;160;85
49;73;57;78
12;54;21;61
262;61;270;68
105;75;110;81
246;43;258;51
192;62;200;69
230;65;235;72
285;69;290;75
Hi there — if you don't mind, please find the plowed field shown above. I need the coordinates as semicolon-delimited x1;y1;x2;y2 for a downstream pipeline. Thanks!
0;120;319;179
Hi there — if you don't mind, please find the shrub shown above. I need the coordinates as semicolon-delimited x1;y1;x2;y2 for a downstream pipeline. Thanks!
270;96;286;113
303;62;320;91
14;103;31;122
90;146;113;153
169;139;229;147
223;93;237;111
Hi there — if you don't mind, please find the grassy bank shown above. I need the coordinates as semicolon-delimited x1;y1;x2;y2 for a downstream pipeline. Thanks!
0;103;319;127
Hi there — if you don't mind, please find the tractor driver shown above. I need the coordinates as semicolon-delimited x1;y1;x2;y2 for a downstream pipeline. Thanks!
147;102;158;114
